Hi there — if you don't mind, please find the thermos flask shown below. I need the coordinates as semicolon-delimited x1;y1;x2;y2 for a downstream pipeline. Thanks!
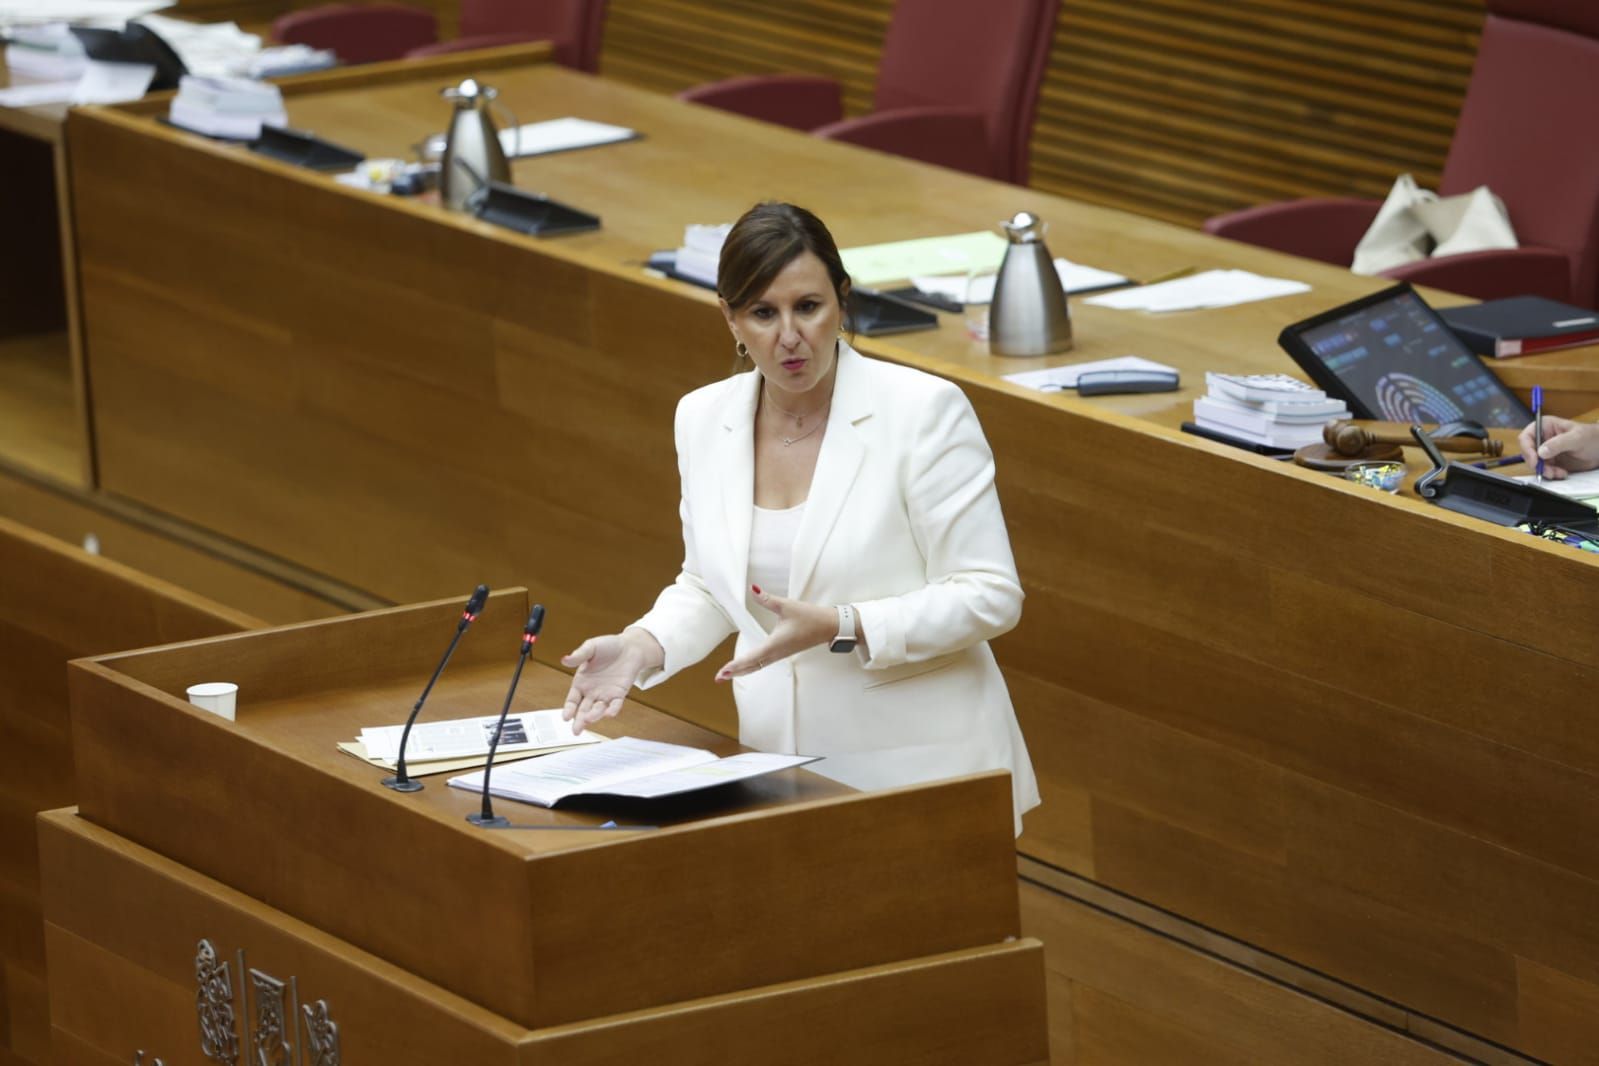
989;211;1073;356
439;78;512;212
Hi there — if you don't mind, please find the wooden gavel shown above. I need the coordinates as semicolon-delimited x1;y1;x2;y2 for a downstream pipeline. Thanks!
1324;420;1504;457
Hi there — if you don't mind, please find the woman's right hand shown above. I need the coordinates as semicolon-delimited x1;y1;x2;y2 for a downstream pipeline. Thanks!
1518;415;1599;478
560;628;663;735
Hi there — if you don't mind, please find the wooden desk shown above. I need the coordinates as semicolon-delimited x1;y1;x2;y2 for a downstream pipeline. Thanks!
66;57;1599;1062
49;589;1046;1063
0;515;258;1063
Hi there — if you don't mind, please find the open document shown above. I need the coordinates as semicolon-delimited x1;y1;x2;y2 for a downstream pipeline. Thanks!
448;736;819;807
345;709;602;774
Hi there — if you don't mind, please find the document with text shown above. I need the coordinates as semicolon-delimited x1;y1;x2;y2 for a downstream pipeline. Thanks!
358;709;600;764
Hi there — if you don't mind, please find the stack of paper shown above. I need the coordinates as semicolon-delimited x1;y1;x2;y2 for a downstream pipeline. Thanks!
0;57;155;107
0;1;172;30
498;116;637;159
673;223;730;286
168;74;285;138
3;23;87;80
1085;269;1310;312
1192;372;1348;449
135;13;265;78
340;708;603;777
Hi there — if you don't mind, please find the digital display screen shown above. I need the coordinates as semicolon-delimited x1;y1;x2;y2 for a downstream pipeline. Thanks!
1289;289;1530;428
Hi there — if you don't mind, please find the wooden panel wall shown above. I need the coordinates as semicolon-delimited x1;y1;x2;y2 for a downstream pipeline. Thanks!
1019;882;1462;1065
0;518;259;1064
601;0;1487;225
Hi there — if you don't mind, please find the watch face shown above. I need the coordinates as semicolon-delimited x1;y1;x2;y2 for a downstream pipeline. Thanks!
829;638;856;653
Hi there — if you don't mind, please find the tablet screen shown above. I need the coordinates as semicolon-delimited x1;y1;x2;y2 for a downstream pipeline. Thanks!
1279;284;1531;428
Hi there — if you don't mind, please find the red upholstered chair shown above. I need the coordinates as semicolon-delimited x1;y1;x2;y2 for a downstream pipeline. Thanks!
405;0;608;73
272;3;437;65
1205;0;1599;307
677;0;1060;184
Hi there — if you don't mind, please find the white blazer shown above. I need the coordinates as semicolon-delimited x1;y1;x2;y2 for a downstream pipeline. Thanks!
633;343;1040;831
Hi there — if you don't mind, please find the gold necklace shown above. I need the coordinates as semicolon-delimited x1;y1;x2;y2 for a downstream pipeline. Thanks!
762;386;831;448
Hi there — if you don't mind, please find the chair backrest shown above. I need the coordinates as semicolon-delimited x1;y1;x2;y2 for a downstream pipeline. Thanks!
459;0;609;72
1441;0;1599;305
273;3;438;65
873;0;1060;184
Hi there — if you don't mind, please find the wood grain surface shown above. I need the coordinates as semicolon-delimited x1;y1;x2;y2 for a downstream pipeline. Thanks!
63;57;1599;1061
41;808;1047;1065
0;517;257;1064
69;591;1024;1031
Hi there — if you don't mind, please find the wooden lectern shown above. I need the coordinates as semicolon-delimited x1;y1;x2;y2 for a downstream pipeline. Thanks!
41;589;1047;1063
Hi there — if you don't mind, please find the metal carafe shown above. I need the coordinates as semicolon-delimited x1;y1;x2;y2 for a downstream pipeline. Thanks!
989;212;1073;356
439;78;511;212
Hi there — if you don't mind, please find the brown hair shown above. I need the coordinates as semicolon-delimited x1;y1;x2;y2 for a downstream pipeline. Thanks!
718;202;852;323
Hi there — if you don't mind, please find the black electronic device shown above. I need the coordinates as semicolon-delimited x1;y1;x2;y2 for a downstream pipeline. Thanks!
474;182;600;237
1277;283;1532;430
848;287;938;337
1180;420;1296;457
70;23;187;92
1410;425;1598;531
249;125;365;172
881;285;959;314
1076;369;1180;396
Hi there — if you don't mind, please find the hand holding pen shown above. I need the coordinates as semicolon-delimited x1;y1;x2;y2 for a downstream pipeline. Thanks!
1518;408;1599;480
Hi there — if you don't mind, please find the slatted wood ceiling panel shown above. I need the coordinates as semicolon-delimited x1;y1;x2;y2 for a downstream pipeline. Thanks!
602;0;1486;226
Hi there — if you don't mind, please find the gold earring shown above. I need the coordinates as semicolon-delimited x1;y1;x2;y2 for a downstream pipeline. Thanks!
736;340;749;359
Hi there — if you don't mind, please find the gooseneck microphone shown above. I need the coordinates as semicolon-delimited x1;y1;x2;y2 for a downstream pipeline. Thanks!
468;604;545;828
382;584;490;793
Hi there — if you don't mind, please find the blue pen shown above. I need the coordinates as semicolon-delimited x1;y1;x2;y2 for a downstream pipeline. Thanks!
1533;385;1545;482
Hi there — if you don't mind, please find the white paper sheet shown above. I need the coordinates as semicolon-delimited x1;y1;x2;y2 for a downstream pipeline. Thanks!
0;1;171;28
448;736;818;807
1084;269;1310;312
359;709;599;763
71;59;153;103
912;258;1128;302
499;117;636;158
1514;468;1599;500
0;78;78;106
1003;355;1180;391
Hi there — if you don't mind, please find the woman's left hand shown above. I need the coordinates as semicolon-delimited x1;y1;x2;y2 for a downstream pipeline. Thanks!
715;586;837;681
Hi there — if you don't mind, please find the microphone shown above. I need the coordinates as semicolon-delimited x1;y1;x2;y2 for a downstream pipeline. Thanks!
382;584;490;793
468;604;545;828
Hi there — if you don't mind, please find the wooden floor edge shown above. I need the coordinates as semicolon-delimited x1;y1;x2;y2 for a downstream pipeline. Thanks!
1017;857;1541;1066
0;457;390;613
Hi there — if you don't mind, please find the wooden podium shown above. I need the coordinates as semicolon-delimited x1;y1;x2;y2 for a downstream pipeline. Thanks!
41;589;1047;1063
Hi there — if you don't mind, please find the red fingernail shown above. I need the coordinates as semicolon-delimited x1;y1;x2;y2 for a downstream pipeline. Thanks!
752;584;763;595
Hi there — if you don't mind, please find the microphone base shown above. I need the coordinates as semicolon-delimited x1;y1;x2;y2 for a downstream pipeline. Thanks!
467;812;511;829
381;775;425;793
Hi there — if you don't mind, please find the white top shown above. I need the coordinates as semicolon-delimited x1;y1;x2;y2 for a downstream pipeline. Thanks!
747;502;804;630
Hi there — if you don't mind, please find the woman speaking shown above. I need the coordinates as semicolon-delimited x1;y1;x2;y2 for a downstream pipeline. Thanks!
560;202;1039;833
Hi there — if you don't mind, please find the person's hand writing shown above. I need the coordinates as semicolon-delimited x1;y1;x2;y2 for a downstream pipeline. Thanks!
560;628;663;735
714;586;837;681
1518;415;1599;479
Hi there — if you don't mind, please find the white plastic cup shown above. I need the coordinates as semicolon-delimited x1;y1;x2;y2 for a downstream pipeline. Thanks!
186;682;238;722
